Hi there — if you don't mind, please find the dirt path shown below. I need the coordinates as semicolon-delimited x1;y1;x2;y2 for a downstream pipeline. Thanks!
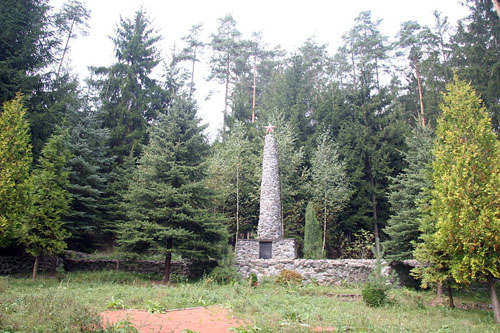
100;306;248;333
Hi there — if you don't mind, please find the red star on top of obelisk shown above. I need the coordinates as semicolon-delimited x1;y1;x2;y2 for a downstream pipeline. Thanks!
265;123;276;133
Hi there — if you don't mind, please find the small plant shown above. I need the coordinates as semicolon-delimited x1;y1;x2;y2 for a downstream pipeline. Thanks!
105;296;125;310
101;320;139;333
275;269;303;286
361;237;395;307
208;245;241;284
361;282;388;307
145;300;165;314
248;273;258;287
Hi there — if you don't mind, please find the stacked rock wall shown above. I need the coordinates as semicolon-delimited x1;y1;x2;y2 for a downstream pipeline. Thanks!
237;259;377;285
257;134;282;240
236;239;297;260
0;252;190;277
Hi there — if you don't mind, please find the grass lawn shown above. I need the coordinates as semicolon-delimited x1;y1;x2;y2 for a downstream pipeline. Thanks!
0;270;498;332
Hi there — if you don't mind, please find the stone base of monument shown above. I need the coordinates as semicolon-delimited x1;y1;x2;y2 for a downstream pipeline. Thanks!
235;238;296;261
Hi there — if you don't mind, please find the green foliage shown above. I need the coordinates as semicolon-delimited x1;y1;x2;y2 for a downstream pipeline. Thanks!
310;133;352;256
248;273;258;287
432;78;500;284
145;300;166;314
361;282;388;307
1;273;500;332
118;98;227;282
208;248;241;285
275;269;303;286
101;320;139;333
384;124;434;261
303;202;323;259
64;109;112;250
340;230;374;259
22;129;72;259
91;8;166;162
105;296;125;309
206;122;259;241
0;287;101;332
0;94;32;247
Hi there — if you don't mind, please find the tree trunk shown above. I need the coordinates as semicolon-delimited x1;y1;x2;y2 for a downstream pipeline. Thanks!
252;66;257;123
163;239;173;284
412;57;426;128
322;197;327;258
436;282;444;301
370;175;379;240
447;283;455;308
57;19;75;78
189;47;197;99
32;256;39;280
488;276;500;324
223;54;230;137
235;163;240;250
493;0;500;19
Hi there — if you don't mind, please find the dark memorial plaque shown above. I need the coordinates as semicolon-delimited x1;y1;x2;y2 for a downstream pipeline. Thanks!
259;241;272;259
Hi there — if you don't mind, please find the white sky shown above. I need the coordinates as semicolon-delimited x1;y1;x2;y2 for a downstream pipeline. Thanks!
50;0;469;139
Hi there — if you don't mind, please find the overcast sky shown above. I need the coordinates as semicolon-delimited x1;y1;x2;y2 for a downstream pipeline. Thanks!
50;0;470;138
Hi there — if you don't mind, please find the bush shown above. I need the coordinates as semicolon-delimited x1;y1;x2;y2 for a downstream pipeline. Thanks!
362;282;388;307
275;269;303;285
208;265;240;284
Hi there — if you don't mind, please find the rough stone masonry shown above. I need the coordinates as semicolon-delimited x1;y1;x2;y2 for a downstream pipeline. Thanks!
257;133;283;240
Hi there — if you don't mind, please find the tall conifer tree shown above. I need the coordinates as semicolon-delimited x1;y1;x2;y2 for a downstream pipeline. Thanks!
0;95;32;247
432;78;500;322
384;124;433;260
118;98;227;283
22;130;72;280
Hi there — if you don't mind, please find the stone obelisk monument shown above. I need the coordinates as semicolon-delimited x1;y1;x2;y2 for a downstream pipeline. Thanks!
257;124;283;239
235;123;296;260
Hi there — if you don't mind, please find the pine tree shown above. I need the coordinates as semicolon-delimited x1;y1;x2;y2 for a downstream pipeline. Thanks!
303;202;323;259
22;129;72;280
209;14;245;135
118;98;227;283
432;78;500;322
383;124;433;261
0;94;32;247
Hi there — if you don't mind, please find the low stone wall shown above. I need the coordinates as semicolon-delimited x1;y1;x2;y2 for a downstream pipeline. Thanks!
0;252;189;277
0;256;56;275
237;259;378;285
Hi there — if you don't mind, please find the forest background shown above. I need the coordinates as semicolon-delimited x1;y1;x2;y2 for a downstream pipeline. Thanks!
0;0;499;279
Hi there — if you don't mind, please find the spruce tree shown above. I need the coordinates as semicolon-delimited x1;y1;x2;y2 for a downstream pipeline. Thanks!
432;78;500;322
383;124;433;261
118;98;227;283
91;8;165;162
0;94;32;247
64;109;112;250
22;130;72;280
303;202;323;259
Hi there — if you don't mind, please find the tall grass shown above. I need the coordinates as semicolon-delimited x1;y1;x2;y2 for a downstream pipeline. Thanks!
0;271;498;332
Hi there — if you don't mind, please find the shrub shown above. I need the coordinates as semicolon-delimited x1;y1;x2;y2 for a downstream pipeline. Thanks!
362;282;388;307
248;273;258;287
208;245;240;284
275;269;303;285
208;265;240;285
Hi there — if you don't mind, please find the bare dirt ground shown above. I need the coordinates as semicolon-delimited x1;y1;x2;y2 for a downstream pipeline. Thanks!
100;306;248;333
